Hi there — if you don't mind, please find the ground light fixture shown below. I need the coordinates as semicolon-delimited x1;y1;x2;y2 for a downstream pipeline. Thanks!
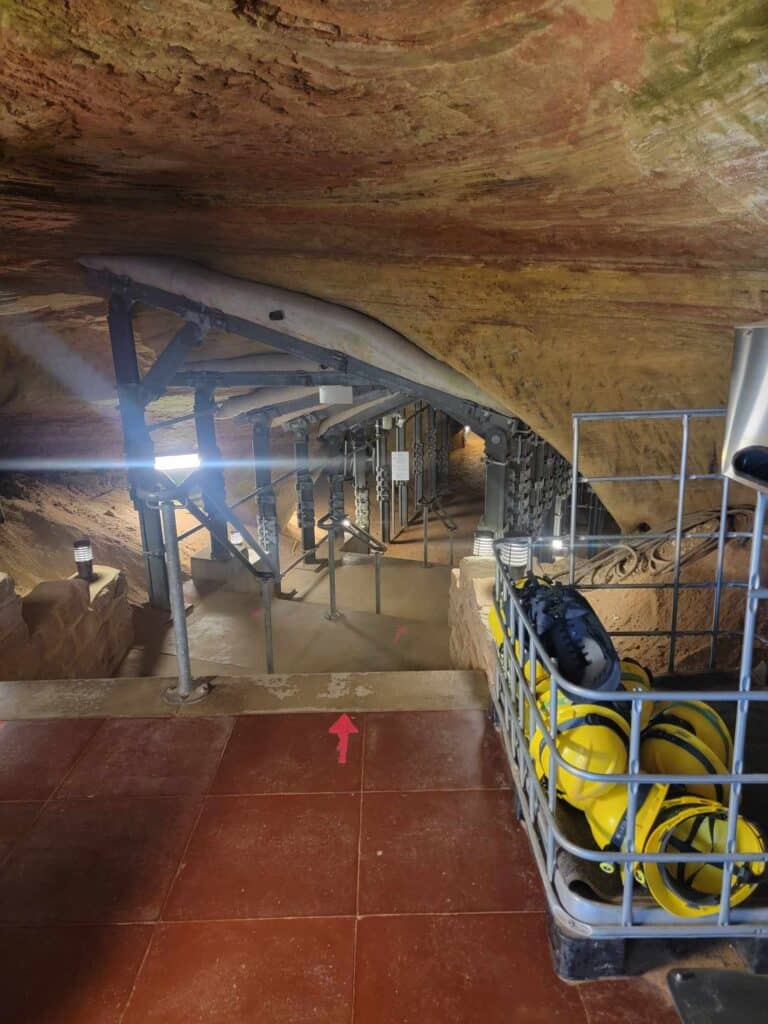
472;529;495;557
73;537;95;581
153;453;201;471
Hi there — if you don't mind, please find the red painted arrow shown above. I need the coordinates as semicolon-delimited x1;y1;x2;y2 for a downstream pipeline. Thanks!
328;714;358;765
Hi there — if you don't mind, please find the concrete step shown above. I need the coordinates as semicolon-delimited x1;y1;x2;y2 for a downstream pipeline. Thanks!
283;554;453;623
0;669;489;719
140;582;452;675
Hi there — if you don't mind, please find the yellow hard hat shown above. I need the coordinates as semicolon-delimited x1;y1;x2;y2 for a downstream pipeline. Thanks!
640;722;730;804
530;703;629;809
585;781;668;877
641;798;766;918
618;660;654;730
651;700;733;767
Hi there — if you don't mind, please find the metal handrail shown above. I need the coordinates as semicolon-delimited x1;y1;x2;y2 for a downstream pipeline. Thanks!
317;513;387;617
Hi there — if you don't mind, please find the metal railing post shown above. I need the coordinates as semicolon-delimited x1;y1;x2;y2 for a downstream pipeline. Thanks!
261;576;275;673
326;527;340;620
159;499;209;704
374;550;382;614
422;501;430;567
667;413;690;673
569;417;579;585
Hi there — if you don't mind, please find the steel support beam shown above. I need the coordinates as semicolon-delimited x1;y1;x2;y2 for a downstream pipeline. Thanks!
291;418;316;563
251;416;281;579
89;273;516;436
478;428;510;539
426;406;438;503
375;419;391;544
142;322;203;402
351;427;371;550
413;402;424;508
395;414;408;529
107;291;169;608
194;385;230;561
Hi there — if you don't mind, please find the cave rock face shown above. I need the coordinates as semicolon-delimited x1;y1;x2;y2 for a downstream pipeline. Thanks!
1;2;767;527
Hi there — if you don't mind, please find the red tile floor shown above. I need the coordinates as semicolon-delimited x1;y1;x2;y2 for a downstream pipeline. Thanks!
0;711;680;1023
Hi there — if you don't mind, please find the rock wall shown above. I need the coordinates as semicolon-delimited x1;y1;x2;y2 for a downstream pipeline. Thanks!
0;566;133;681
448;557;498;690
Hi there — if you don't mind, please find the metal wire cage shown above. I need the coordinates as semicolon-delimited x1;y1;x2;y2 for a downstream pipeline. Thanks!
491;408;768;942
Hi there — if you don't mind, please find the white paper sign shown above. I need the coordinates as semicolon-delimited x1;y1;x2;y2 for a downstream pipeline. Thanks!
391;450;410;482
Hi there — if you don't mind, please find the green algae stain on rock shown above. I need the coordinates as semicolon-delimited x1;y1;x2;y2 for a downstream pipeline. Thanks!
632;1;768;118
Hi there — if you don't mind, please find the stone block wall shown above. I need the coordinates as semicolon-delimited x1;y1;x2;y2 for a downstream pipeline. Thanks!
0;566;134;681
448;556;497;689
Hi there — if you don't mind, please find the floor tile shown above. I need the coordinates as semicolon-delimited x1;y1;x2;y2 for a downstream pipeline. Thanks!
0;718;102;800
0;801;41;861
124;918;355;1023
364;710;508;791
359;790;540;914
58;717;233;798
212;712;362;794
0;924;153;1024
354;913;587;1023
164;794;360;920
0;796;199;922
578;977;681;1024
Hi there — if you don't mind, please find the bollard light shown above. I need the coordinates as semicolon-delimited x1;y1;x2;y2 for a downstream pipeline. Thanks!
73;537;95;582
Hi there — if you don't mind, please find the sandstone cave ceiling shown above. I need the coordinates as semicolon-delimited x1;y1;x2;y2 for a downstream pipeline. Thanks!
0;1;767;528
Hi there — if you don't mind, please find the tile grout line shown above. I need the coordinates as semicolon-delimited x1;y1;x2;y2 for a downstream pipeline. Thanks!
350;713;366;1024
156;714;237;923
118;713;237;1024
0;718;106;874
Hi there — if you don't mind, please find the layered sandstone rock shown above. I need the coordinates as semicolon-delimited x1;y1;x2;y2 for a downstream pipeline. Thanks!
1;567;134;681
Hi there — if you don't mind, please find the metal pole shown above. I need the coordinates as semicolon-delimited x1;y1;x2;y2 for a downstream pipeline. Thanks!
709;475;731;669
413;402;424;509
194;385;230;561
374;550;382;614
107;291;170;609
252;415;281;578
326;528;340;620
292;419;316;564
423;502;430;568
261;576;275;673
667;413;690;673
160;500;208;704
717;489;767;925
569;417;579;585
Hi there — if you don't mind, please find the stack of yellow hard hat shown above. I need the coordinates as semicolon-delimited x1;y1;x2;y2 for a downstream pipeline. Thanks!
640;796;766;918
530;703;629;809
641;698;733;804
585;781;668;877
616;660;655;730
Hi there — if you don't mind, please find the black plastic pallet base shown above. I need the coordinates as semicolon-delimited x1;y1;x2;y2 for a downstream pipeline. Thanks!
547;913;627;981
737;938;768;976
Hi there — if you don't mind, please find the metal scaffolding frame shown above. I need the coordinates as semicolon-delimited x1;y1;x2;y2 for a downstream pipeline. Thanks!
490;406;768;961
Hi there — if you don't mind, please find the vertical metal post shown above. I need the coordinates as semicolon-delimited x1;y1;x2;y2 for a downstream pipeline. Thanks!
292;419;316;563
260;576;275;673
326;528;340;620
620;697;643;927
667;413;690;673
352;428;370;550
251;416;281;579
194;385;230;561
479;430;510;539
709;475;731;669
413;402;424;509
159;500;193;699
569;417;579;585
375;420;391;544
396;415;408;528
422;502;430;568
717;489;767;925
374;550;382;614
426;406;438;502
107;291;170;609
